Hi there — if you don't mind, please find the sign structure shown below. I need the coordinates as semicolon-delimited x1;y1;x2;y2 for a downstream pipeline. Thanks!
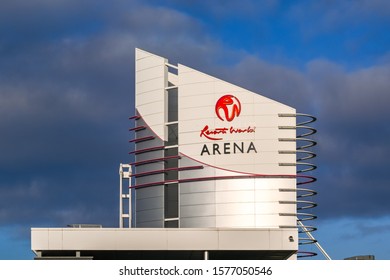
28;49;318;261
132;48;314;231
178;64;296;176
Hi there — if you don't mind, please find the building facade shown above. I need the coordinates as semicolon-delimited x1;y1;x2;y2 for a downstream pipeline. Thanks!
31;49;317;260
131;48;307;230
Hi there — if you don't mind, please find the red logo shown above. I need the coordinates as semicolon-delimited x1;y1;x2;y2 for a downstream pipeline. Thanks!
215;95;241;122
199;94;254;142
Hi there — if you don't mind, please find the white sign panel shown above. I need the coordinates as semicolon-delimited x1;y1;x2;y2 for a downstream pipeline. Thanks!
178;65;296;175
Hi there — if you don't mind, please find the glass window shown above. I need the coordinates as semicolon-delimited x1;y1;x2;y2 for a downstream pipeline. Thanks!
167;88;178;122
164;220;178;228
164;183;178;219
166;123;178;146
164;147;178;180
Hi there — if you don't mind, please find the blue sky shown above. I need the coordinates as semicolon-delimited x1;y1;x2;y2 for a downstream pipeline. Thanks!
1;0;390;260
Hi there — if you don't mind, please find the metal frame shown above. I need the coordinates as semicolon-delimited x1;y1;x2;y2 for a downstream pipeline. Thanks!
119;164;132;228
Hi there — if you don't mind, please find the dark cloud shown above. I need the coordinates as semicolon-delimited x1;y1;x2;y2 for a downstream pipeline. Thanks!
304;61;390;219
0;2;134;230
1;1;390;258
0;0;223;235
357;223;390;237
289;0;390;32
145;0;279;18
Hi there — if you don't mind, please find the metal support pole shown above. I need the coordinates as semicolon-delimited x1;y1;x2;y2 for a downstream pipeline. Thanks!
204;250;209;260
128;167;132;228
298;220;331;260
119;164;132;228
119;164;123;228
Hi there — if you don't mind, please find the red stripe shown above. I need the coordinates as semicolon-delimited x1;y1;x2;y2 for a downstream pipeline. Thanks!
132;166;203;178
129;146;164;155
131;174;297;189
131;155;182;166
129;126;146;131
129;136;155;143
